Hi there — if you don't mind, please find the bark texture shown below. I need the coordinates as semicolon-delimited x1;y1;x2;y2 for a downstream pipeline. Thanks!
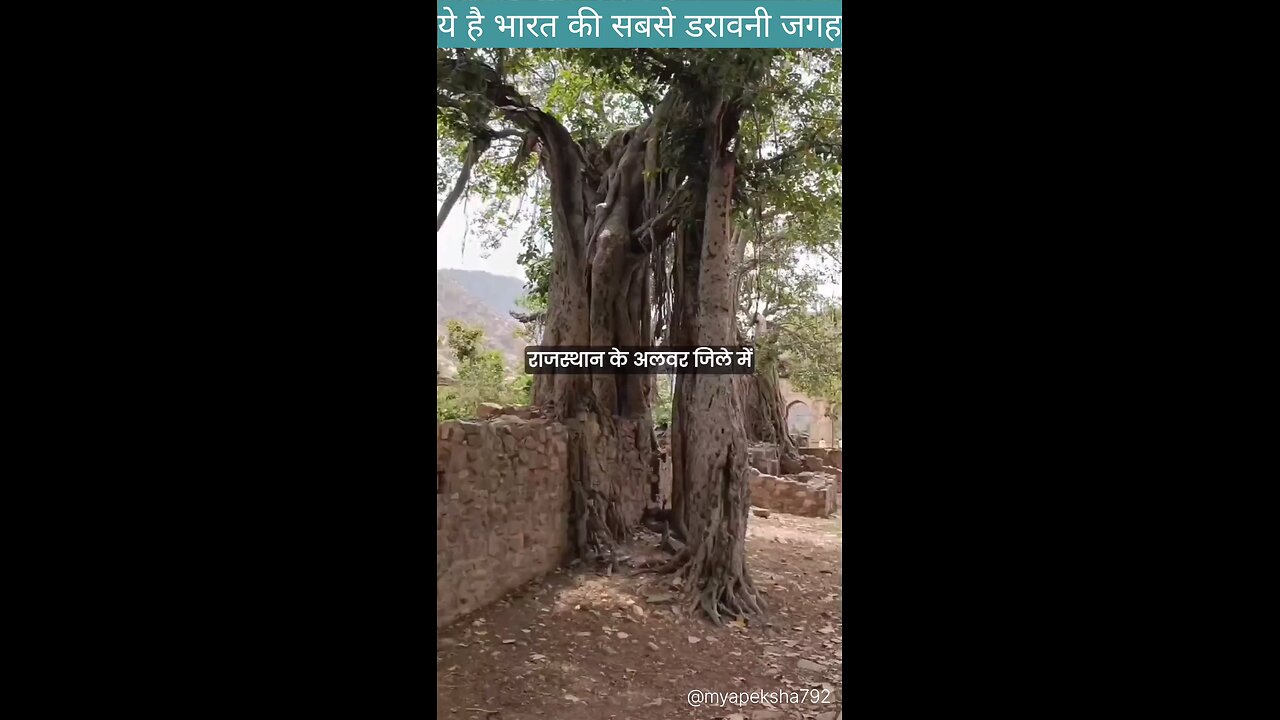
668;93;763;624
742;316;798;456
743;366;797;454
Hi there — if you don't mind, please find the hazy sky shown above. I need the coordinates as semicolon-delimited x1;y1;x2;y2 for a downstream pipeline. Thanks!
437;199;528;281
437;198;840;300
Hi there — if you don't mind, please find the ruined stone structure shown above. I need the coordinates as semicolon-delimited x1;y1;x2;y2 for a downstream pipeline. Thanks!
436;411;654;628
801;447;842;492
800;446;842;469
748;469;837;517
780;378;841;448
437;410;840;627
748;443;780;476
745;441;841;517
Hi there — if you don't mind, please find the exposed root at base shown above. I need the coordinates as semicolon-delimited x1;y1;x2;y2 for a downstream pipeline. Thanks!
647;547;690;575
666;543;766;626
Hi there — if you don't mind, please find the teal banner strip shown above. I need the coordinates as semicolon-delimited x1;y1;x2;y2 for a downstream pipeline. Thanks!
436;2;842;48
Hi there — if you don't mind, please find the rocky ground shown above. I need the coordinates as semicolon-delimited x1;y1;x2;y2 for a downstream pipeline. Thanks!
436;498;843;720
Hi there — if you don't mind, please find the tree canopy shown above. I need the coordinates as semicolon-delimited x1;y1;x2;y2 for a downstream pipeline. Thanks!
437;48;842;332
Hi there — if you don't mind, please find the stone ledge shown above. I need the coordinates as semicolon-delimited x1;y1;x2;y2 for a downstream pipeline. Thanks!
800;447;842;469
748;469;837;518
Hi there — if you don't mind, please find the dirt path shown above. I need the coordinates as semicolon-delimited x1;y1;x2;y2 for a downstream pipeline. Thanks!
437;506;843;720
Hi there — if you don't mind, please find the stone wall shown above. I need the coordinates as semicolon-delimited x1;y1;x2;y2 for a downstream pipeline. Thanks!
749;469;837;518
437;416;570;628
667;442;841;509
797;454;840;493
749;443;780;476
437;410;656;629
800;447;842;469
746;442;841;513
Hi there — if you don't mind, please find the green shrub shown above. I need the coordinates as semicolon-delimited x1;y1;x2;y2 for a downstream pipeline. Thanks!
437;321;532;421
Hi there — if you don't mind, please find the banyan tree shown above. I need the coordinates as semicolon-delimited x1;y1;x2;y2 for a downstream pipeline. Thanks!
437;48;841;623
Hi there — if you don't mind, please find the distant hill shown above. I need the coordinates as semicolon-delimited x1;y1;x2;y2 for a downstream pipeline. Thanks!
439;269;527;316
437;269;530;376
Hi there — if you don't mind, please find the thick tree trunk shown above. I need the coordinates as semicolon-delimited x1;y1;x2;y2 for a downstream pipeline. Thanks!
669;215;702;543
743;365;797;454
520;105;658;560
530;116;595;415
534;121;655;421
742;316;798;455
669;94;763;624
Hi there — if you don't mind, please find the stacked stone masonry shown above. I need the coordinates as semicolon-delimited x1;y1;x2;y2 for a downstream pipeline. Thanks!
437;409;655;629
800;447;842;469
746;443;842;516
749;443;780;476
437;417;570;628
748;468;837;518
800;447;842;492
436;416;838;627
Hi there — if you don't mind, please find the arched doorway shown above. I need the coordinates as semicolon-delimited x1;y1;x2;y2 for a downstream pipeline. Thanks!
786;400;812;446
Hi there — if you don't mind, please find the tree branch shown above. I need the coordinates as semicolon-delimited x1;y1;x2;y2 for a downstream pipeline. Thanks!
439;55;601;191
437;137;489;231
741;135;842;179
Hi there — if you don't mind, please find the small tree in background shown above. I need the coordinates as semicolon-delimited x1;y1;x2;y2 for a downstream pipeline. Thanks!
437;320;532;421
